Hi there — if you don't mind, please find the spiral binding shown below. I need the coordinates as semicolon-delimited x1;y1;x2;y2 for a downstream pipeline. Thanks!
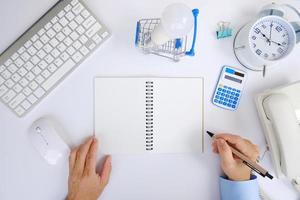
145;81;154;151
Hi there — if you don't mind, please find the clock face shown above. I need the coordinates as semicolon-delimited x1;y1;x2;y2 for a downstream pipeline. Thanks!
249;19;290;61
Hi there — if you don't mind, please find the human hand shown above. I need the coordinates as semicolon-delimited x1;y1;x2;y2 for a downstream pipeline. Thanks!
67;137;112;200
212;134;259;181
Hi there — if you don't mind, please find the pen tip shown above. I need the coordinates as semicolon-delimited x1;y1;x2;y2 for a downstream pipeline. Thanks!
266;172;273;180
206;131;214;138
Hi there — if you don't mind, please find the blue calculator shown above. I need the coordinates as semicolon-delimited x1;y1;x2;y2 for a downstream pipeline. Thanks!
212;66;247;111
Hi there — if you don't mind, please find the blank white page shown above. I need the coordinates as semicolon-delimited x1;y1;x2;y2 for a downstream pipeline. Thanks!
153;78;203;153
94;77;204;154
94;78;147;154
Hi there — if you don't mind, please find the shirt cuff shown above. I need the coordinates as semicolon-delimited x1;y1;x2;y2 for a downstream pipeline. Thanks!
219;175;260;200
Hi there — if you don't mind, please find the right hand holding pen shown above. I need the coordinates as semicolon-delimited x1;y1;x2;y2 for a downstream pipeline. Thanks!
212;134;260;181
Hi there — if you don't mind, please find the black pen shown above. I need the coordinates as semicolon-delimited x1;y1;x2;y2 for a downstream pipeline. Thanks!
207;131;273;180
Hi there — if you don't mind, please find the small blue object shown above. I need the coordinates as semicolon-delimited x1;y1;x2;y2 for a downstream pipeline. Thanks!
185;9;199;56
216;21;233;39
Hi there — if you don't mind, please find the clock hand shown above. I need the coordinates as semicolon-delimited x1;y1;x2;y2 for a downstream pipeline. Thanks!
269;22;273;46
270;40;283;46
260;32;270;43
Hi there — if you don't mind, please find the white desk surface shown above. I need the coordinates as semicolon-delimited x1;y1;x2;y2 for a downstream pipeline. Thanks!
1;0;300;199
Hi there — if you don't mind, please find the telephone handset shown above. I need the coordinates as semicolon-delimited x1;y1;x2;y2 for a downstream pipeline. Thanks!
263;94;300;179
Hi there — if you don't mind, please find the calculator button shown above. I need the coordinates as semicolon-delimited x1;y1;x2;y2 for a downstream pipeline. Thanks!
222;102;227;106
229;100;232;103
222;89;226;92
214;99;218;103
216;95;220;99
232;88;236;91
220;97;224;100
224;98;228;102
230;96;234;99
228;103;232;107
234;97;238;100
221;93;225;96
226;90;230;94
217;91;221;95
225;94;229;98
224;86;227;89
237;90;240;93
228;87;232;90
218;88;222;91
233;101;237;105
232;105;236;108
231;92;235;95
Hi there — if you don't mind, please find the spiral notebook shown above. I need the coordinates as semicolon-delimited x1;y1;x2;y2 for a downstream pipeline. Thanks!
94;77;204;154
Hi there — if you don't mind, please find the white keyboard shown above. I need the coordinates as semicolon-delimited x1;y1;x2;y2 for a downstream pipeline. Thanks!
0;0;110;117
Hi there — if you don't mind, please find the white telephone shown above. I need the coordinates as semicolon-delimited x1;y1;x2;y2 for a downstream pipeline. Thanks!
256;82;300;180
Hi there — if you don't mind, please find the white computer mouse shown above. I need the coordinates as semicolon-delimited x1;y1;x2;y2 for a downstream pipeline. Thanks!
29;117;70;165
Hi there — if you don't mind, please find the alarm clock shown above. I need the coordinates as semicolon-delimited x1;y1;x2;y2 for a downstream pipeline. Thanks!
234;3;300;72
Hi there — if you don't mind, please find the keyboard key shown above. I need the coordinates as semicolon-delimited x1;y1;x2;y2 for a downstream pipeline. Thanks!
59;17;68;27
45;54;54;63
12;74;22;82
24;40;32;48
72;3;84;15
37;49;47;59
18;47;26;54
88;43;96;50
80;46;89;55
53;23;63;32
40;34;50;44
24;62;34;71
76;25;85;35
28;46;37;55
0;65;5;73
66;12;75;21
31;34;39;42
41;70;51;78
42;59;75;90
62;27;72;35
2;70;12;79
51;49;60;58
81;9;90;18
18;68;27;76
93;34;102;43
8;64;18;73
35;76;45;84
38;28;46;36
32;66;42;75
19;78;29;87
69;21;78;30
4;59;12;66
57;43;67;52
75;15;84;24
83;16;96;29
28;95;37;104
34;87;46;98
53;58;63;67
64;4;72;12
25;72;35;81
33;40;43;50
56;32;65;41
79;35;88;44
23;87;32;96
38;61;49;72
43;44;53;53
9;93;26;109
70;32;79;40
67;46;76;55
51;16;59;24
72;52;83;63
86;23;101;38
15;58;25;67
64;37;73;46
2;90;16;103
21;100;31;110
21;52;31;61
29;81;38;90
50;38;59;47
71;0;78;6
0;85;8;97
46;29;56;38
48;64;57;72
45;22;52;30
58;10;66;18
5;79;14;88
60;52;70;61
101;32;109;38
0;77;4;85
15;106;25;116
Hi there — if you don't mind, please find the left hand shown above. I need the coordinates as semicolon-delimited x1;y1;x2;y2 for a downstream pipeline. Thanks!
67;137;112;200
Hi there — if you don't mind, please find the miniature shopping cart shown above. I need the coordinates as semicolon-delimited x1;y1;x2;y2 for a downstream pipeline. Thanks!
135;9;199;62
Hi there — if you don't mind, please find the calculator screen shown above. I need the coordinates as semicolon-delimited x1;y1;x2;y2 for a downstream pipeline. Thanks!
224;75;242;83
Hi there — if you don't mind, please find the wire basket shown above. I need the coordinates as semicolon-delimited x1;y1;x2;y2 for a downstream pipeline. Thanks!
135;9;199;62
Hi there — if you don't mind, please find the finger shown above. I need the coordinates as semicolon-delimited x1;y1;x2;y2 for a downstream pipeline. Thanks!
100;156;112;187
216;139;234;166
84;137;99;175
69;148;77;175
73;137;94;177
215;134;255;158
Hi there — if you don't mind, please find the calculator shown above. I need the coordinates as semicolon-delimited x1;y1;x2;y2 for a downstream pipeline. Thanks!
212;66;247;111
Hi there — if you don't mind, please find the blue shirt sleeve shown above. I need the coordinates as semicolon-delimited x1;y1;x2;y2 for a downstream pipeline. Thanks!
219;175;260;200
